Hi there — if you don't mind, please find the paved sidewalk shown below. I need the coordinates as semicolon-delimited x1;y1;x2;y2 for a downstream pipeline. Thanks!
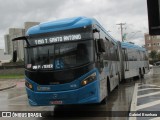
0;79;23;91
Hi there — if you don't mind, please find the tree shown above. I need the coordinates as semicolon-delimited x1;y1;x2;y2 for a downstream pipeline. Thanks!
157;52;160;60
149;50;157;61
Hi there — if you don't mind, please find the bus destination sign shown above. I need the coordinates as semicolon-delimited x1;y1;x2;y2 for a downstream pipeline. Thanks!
34;34;81;45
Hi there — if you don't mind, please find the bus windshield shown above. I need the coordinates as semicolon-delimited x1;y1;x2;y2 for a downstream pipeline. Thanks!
25;40;93;70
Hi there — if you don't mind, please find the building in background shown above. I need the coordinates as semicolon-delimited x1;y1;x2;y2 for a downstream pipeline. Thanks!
4;34;10;54
0;49;11;66
4;22;40;61
145;33;160;53
9;28;25;61
24;22;39;33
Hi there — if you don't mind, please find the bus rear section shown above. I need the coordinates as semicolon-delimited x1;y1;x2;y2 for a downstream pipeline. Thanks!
120;42;150;80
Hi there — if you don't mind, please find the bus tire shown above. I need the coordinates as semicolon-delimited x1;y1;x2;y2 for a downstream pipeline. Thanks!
119;72;121;83
139;68;144;79
107;78;111;96
143;67;145;74
117;72;121;86
100;97;107;104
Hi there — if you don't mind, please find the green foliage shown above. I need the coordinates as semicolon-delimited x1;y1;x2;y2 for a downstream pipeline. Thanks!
157;52;160;60
0;74;24;79
149;50;157;60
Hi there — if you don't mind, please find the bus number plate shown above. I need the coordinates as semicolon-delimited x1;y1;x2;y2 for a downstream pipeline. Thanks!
50;101;63;105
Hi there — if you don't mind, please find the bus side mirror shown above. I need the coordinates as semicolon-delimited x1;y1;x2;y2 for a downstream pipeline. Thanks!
13;50;17;62
97;39;105;53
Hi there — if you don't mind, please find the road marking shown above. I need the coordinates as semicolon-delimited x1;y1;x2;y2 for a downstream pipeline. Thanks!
150;117;160;120
137;91;160;98
138;88;160;92
129;83;160;120
136;99;160;110
130;83;138;112
138;84;158;87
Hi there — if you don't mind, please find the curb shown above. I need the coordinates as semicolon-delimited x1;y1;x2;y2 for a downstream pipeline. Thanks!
0;84;17;91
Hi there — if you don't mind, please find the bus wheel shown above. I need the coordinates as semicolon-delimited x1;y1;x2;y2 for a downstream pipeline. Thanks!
118;72;121;83
100;97;107;104
100;79;110;105
116;72;121;88
139;68;144;79
107;79;111;96
143;67;145;74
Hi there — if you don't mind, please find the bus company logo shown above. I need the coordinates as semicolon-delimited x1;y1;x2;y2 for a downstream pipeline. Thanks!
53;94;58;99
2;112;11;117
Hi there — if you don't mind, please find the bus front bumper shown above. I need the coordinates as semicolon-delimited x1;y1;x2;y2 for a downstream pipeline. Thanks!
26;81;100;106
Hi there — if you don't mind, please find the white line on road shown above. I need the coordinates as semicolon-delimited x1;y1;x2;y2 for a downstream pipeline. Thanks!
136;99;160;110
130;83;138;111
138;84;158;87
138;88;160;92
150;117;160;120
137;91;160;98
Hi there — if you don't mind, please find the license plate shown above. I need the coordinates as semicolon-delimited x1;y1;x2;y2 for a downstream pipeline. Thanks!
50;101;63;105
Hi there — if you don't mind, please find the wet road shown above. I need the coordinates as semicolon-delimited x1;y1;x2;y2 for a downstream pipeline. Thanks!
0;68;159;120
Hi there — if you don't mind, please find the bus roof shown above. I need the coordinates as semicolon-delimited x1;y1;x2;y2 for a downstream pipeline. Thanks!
27;16;95;35
121;42;146;51
27;17;115;41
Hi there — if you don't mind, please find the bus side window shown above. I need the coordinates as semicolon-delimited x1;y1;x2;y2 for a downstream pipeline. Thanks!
104;37;110;60
142;51;144;60
109;42;115;60
123;49;127;61
122;49;125;61
145;51;148;60
138;50;141;61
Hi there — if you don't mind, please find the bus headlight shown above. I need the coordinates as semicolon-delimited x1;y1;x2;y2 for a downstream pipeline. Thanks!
81;72;97;86
25;81;33;90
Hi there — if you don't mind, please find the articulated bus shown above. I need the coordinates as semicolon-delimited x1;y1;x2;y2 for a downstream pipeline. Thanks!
12;17;149;106
120;42;150;80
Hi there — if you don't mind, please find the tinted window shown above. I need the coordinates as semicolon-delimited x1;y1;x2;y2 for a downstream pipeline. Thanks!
25;40;93;70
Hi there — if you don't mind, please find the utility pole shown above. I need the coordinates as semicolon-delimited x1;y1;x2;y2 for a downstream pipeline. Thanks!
116;23;126;42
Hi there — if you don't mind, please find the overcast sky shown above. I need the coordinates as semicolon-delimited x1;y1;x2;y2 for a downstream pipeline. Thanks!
0;0;148;49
